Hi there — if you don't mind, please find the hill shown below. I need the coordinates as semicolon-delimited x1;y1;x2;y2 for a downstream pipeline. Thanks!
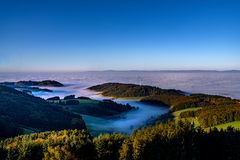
89;83;240;129
15;80;64;87
0;80;64;87
88;82;184;98
0;85;86;138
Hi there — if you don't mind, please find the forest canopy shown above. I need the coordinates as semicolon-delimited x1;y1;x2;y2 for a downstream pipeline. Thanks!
1;121;240;160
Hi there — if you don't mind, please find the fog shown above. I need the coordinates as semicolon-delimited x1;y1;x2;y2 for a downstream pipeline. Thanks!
1;71;240;134
33;87;168;135
1;71;240;98
82;99;168;135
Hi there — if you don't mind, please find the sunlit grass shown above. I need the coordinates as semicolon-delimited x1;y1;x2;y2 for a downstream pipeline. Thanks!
205;121;240;131
173;108;240;131
172;107;202;128
172;107;202;118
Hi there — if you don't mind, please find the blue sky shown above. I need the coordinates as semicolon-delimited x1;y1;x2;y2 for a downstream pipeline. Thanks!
0;0;239;71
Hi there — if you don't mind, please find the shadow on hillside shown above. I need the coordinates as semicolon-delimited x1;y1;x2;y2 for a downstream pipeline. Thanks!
157;112;175;123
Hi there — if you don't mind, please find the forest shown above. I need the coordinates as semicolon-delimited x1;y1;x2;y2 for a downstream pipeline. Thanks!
1;121;240;160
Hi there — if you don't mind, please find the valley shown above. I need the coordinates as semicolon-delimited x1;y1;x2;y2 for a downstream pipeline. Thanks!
1;78;240;159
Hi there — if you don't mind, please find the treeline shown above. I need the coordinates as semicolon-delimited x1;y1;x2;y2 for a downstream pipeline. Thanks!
98;100;137;113
1;121;240;160
0;130;95;160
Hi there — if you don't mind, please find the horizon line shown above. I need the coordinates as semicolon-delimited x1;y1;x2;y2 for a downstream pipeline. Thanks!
0;69;240;73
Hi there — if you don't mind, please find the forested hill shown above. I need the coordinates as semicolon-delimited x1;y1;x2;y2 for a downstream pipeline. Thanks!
88;83;238;110
88;82;184;98
0;85;86;138
89;83;240;129
0;80;64;87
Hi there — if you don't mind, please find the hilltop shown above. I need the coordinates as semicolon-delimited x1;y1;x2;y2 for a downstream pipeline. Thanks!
0;80;64;87
88;82;184;98
15;80;64;87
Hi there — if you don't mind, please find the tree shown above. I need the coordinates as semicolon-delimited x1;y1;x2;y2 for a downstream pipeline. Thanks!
94;133;126;160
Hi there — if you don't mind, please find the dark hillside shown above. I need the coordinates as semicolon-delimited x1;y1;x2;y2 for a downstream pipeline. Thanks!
0;85;86;138
15;80;64;87
0;80;64;87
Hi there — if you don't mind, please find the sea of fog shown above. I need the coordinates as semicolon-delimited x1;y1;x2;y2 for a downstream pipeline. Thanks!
0;71;240;134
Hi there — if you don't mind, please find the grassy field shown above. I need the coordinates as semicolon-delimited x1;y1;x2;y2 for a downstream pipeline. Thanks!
172;107;202;117
48;98;135;118
172;107;202;128
205;121;240;131
48;99;98;104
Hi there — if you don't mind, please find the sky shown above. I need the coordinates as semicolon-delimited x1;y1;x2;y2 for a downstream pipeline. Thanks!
0;0;239;72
